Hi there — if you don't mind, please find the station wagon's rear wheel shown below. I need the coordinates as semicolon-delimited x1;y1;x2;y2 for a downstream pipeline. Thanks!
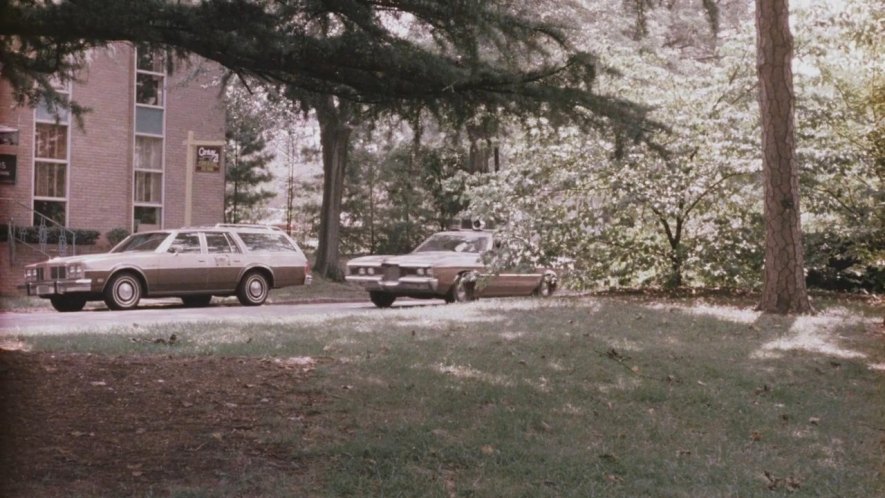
50;295;87;312
237;271;269;306
369;291;396;308
104;272;143;310
181;295;212;307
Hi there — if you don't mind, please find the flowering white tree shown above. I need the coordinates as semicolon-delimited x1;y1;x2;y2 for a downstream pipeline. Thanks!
460;0;880;291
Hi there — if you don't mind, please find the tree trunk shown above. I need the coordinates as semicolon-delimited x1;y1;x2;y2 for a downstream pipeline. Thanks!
755;0;812;313
313;100;351;281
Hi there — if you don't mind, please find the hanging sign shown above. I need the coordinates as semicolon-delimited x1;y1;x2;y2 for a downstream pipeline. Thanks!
194;145;223;173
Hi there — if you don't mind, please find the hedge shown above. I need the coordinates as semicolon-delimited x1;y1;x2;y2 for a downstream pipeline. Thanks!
0;224;101;245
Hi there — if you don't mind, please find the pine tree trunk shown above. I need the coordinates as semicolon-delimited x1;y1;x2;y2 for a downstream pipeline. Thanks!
755;0;812;313
313;102;351;281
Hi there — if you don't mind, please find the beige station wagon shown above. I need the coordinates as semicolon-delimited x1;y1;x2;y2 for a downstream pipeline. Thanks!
22;224;311;312
346;228;557;308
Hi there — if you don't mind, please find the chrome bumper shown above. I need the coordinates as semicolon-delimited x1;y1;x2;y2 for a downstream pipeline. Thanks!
346;275;439;293
22;279;94;296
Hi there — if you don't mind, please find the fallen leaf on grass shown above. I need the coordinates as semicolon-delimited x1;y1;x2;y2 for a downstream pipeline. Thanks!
751;431;763;442
809;417;820;425
677;449;691;457
605;474;624;483
480;445;495;455
763;471;801;492
90;381;107;387
598;453;618;462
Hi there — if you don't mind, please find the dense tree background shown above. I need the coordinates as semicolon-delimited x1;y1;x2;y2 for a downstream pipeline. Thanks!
2;0;881;307
223;84;277;224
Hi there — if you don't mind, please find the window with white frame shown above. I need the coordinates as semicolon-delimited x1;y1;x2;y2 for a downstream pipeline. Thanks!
33;82;71;226
133;47;165;230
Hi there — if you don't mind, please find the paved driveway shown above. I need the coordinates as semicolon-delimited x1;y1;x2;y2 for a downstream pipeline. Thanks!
0;300;435;333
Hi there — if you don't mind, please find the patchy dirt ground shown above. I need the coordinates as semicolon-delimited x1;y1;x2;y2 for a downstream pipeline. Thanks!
0;351;329;497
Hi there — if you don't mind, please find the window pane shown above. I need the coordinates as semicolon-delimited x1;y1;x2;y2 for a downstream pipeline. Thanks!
33;200;66;226
136;73;164;106
136;106;164;135
237;233;298;252
34;162;67;198
137;49;165;72
135;136;163;170
135;171;162;203
36;97;70;123
171;232;202;253
134;206;160;225
113;232;169;252
206;233;233;253
35;123;68;160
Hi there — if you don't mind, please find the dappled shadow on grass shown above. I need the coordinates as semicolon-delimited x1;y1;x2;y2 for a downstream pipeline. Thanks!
0;351;326;497
4;296;884;496
308;297;885;496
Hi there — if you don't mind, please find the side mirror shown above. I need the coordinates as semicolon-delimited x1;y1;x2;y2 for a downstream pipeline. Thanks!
168;244;184;254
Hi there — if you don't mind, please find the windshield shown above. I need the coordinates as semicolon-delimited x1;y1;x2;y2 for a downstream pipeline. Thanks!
413;233;491;253
112;232;170;253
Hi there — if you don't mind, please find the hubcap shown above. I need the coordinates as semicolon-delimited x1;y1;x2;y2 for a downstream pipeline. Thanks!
118;281;135;301
249;279;264;298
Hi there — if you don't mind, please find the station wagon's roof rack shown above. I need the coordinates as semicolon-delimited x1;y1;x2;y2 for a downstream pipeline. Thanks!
213;223;283;231
180;223;284;232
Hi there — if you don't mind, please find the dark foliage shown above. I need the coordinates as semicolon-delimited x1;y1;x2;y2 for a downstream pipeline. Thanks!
0;225;100;245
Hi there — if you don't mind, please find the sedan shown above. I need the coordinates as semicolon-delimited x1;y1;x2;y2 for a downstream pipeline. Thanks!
346;228;557;307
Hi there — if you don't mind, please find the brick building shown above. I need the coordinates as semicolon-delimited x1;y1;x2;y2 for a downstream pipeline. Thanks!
0;43;226;235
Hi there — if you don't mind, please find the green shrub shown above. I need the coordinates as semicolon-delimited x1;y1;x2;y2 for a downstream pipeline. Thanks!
105;227;130;246
0;224;100;245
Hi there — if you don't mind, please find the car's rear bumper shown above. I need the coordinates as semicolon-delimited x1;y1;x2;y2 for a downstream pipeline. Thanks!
20;279;94;297
346;275;439;293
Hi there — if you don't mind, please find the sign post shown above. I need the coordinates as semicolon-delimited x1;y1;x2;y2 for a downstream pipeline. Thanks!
183;131;224;226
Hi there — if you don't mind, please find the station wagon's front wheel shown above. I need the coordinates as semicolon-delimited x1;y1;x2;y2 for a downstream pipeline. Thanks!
50;295;87;312
369;291;396;308
104;272;143;310
237;271;269;306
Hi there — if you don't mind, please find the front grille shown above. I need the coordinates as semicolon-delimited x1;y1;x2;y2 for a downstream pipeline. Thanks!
50;266;66;279
383;265;400;282
36;268;44;281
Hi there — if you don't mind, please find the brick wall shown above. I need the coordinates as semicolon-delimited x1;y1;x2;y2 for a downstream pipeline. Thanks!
165;58;227;228
0;79;36;227
0;44;225;236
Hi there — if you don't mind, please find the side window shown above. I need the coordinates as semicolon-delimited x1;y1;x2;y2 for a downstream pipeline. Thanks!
238;233;298;252
170;232;202;253
206;232;238;254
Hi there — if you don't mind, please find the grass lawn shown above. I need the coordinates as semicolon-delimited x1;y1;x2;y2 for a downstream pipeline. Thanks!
2;296;883;496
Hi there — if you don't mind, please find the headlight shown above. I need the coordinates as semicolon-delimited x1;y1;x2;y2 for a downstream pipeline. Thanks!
416;268;424;276
68;264;83;278
358;267;366;275
367;267;375;275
